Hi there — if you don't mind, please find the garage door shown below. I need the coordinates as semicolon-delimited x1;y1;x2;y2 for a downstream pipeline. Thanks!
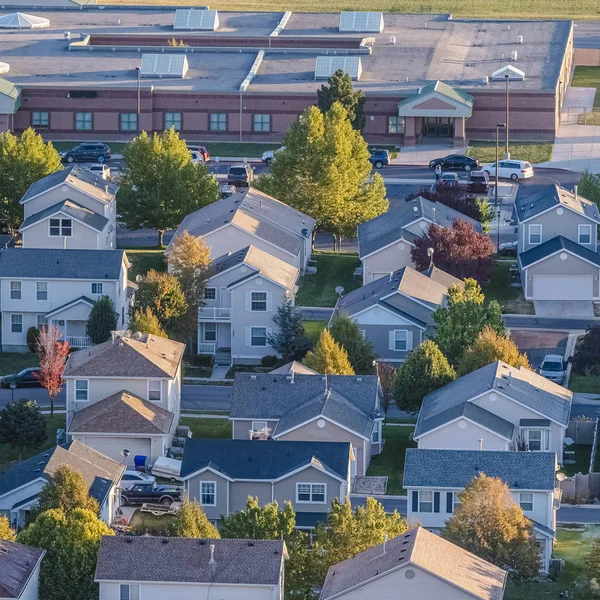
532;276;593;301
82;436;152;466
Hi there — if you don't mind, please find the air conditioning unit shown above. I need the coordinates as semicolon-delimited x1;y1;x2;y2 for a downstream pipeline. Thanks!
512;51;518;61
517;35;523;44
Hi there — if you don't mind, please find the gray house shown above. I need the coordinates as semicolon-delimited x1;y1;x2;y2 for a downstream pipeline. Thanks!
180;439;352;528
230;373;383;477
358;197;482;285
0;541;45;600
332;265;461;363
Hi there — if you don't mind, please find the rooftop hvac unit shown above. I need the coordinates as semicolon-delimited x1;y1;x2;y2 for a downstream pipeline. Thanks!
483;75;489;85
389;35;396;44
0;62;9;75
512;51;518;61
517;35;523;44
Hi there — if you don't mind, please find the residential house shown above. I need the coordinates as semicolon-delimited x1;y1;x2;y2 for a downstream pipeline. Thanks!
168;187;315;271
403;449;559;571
270;361;318;375
331;265;462;363
63;333;185;467
0;541;45;600
414;360;572;463
18;166;118;250
0;248;130;351
197;245;299;365
320;526;507;600
0;440;124;528
358;197;482;285
230;373;383;477
180;438;352;528
515;184;600;302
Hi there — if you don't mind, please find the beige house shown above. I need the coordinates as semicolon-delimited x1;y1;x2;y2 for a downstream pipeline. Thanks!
321;526;506;600
64;333;185;467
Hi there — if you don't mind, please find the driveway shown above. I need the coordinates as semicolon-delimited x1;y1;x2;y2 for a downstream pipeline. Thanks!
509;329;568;370
533;300;594;319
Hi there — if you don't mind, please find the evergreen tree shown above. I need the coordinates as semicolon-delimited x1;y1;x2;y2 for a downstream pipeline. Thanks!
86;296;118;344
0;399;47;462
316;69;366;131
267;298;311;362
37;465;99;516
26;326;40;353
129;307;167;337
330;314;376;374
578;170;600;210
170;498;220;538
133;269;187;330
302;328;354;375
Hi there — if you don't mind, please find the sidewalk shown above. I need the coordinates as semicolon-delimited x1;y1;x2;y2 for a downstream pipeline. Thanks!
390;143;467;166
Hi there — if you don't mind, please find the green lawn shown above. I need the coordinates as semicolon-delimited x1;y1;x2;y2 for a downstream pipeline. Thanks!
572;67;600;107
467;141;553;165
303;320;328;344
366;425;416;495
569;375;600;395
129;510;174;535
0;352;39;376
180;417;232;438
123;248;167;279
562;444;592;477
483;262;534;315
295;252;361;307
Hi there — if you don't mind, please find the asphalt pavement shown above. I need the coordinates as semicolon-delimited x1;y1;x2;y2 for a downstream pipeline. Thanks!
503;315;600;331
558;505;600;524
509;330;568;370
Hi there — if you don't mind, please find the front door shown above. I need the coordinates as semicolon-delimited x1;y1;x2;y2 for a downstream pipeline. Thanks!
423;117;454;137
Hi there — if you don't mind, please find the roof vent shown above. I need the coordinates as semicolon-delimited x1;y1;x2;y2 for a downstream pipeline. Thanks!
0;62;9;75
517;35;523;44
248;541;255;546
162;539;169;544
125;538;133;543
511;51;518;61
250;375;257;380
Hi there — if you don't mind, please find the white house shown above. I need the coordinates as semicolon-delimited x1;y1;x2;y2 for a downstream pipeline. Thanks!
0;541;45;600
18;166;118;250
95;537;288;600
0;248;131;351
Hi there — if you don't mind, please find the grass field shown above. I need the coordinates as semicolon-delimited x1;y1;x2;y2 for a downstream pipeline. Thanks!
123;248;167;279
467;141;553;165
303;320;328;344
483;262;534;315
569;375;600;395
129;510;175;535
562;444;592;477
0;353;39;376
572;67;600;107
180;417;232;438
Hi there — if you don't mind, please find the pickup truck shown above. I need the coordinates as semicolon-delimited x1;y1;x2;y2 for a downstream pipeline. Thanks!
120;482;183;506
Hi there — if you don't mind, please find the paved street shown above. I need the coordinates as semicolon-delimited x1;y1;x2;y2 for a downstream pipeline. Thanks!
503;315;600;330
509;330;568;369
558;505;600;524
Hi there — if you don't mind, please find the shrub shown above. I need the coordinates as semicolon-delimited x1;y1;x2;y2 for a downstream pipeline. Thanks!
26;326;40;353
261;355;279;368
191;354;214;368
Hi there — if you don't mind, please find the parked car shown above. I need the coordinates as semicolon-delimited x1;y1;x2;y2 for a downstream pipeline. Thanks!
1;367;42;388
262;147;285;166
119;470;156;490
439;172;460;187
467;170;489;193
120;482;183;506
187;145;210;162
151;456;183;482
227;164;254;187
498;240;518;256
219;184;237;199
429;154;479;172
60;143;112;164
482;159;534;181
369;149;390;169
538;354;566;384
189;150;205;165
88;164;111;179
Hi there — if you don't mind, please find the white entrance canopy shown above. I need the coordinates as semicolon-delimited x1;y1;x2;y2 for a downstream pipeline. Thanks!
491;65;525;81
0;12;50;29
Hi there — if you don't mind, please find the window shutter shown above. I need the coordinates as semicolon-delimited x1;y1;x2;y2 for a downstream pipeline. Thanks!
434;492;440;513
245;292;251;312
266;292;273;312
411;491;418;513
446;492;453;513
245;327;251;347
407;331;413;350
389;330;395;351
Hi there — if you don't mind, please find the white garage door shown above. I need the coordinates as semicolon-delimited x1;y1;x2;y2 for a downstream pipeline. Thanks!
532;276;593;301
82;436;152;466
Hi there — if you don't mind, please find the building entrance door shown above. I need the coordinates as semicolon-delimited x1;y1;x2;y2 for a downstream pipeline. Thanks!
423;117;454;137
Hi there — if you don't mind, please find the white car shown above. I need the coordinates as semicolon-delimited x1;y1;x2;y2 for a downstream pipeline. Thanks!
482;159;534;181
88;163;111;179
538;354;566;385
119;470;156;489
261;146;285;166
190;150;205;165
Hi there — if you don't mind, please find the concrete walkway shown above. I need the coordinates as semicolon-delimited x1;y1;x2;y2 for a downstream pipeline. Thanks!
209;365;230;381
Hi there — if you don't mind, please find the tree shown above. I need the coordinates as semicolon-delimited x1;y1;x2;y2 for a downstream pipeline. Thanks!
18;508;114;600
118;129;220;247
267;298;312;362
572;326;600;376
393;340;456;414
330;314;376;374
316;69;366;131
35;326;70;417
133;269;187;330
0;399;46;461
86;296;118;345
433;279;504;366
257;103;388;250
376;362;396;411
169;498;220;538
443;474;541;580
302;328;354;375
578;170;600;209
0;515;15;541
37;465;99;516
412;220;496;282
26;326;40;353
0;128;62;232
166;231;211;353
457;327;530;376
129;307;167;337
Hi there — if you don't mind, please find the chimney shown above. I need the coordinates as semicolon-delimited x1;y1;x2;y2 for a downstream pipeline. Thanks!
290;370;295;384
209;544;216;577
574;185;578;201
479;439;483;451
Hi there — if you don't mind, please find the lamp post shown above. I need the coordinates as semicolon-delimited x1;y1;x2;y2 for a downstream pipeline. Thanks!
135;67;141;135
495;123;506;251
504;73;510;158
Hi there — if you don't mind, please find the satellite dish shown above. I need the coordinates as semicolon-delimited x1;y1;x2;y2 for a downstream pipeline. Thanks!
135;274;143;283
427;247;435;257
301;228;309;238
335;286;344;295
121;449;130;458
556;472;567;482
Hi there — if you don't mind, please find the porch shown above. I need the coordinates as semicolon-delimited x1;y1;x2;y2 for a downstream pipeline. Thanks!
46;296;94;348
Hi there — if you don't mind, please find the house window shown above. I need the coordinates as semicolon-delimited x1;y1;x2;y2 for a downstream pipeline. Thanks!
120;584;140;600
419;490;433;513
579;224;592;245
525;429;549;451
453;492;462;512
10;281;21;300
200;481;216;506
528;224;542;245
250;327;267;347
296;483;326;503
519;493;534;512
210;113;227;131
37;315;48;328
251;292;267;312
204;288;216;300
36;282;48;301
10;314;23;334
165;112;182;131
148;381;161;402
252;420;268;433
49;218;71;237
91;283;103;295
75;112;92;131
253;114;271;132
120;113;138;132
394;330;408;351
388;116;405;134
32;112;49;128
75;380;88;401
204;323;217;342
372;425;379;444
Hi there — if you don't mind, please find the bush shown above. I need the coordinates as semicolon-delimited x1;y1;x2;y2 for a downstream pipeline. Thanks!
261;355;279;368
190;354;214;368
26;327;40;353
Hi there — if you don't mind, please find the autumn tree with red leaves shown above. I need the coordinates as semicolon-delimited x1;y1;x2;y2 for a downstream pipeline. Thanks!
35;326;70;417
411;220;495;282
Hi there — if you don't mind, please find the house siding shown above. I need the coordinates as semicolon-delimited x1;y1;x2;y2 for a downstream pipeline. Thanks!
184;471;229;521
417;420;509;451
229;481;273;514
22;218;104;250
358;323;422;363
22;184;110;220
362;242;415;286
274;466;344;512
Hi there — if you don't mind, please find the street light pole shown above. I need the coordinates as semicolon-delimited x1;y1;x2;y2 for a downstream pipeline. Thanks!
504;73;510;158
135;67;141;135
495;122;506;251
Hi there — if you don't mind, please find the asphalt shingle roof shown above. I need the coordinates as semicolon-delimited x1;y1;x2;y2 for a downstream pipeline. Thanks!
95;537;285;585
180;438;351;481
321;526;506;600
0;248;125;280
403;449;557;490
519;235;600;268
0;541;45;600
515;184;600;223
269;361;318;375
19;199;109;233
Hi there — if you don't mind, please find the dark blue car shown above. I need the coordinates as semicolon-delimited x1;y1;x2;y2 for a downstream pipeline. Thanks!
369;149;390;169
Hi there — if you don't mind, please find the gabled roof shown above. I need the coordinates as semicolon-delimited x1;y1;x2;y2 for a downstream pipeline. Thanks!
515;184;600;224
180;438;351;481
0;249;126;280
519;235;600;269
20;166;118;205
0;541;45;600
491;64;525;80
45;296;95;319
64;333;185;379
171;187;315;258
95;537;286;586
270;361;318;375
69;390;174;435
0;440;124;506
321;526;506;600
358;197;482;258
404;449;557;490
19;199;109;233
421;265;463;288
